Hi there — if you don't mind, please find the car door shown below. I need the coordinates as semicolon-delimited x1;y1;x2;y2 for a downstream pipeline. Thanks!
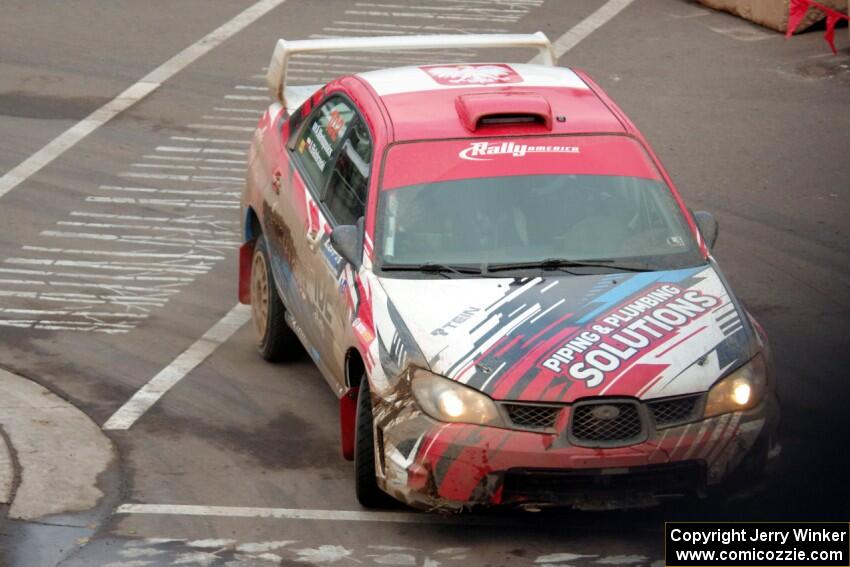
313;113;372;387
286;95;368;393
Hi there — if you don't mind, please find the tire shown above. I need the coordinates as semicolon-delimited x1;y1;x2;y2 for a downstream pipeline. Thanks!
250;237;297;362
354;375;394;508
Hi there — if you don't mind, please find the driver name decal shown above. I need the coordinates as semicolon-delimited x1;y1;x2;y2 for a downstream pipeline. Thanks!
459;141;580;161
540;285;719;388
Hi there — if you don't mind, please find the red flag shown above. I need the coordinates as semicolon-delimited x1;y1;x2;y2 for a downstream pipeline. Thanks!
824;12;841;54
786;0;849;54
786;0;812;38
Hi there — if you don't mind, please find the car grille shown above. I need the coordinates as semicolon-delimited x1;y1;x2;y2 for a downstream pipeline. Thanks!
501;461;706;505
570;400;644;446
647;394;701;428
501;396;703;443
503;404;562;430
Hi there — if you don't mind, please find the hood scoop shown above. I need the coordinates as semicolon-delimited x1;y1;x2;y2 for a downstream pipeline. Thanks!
455;91;552;131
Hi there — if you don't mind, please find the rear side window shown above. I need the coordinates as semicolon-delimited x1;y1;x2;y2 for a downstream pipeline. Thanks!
323;117;372;225
293;97;355;190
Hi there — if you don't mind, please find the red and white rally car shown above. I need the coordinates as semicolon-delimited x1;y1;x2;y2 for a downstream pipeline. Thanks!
239;34;780;511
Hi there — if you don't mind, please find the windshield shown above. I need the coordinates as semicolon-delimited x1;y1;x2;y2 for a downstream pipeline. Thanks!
376;137;705;272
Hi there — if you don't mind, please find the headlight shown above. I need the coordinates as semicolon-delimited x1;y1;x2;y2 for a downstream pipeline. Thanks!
410;368;506;426
704;354;767;418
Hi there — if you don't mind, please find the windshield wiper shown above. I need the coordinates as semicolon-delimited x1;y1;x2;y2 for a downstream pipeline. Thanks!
381;262;484;278
485;258;652;273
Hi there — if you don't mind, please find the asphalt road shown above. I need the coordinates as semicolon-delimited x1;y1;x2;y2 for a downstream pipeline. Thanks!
0;1;848;566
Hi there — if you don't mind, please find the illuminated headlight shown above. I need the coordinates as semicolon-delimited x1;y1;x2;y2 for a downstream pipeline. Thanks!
411;368;506;426
704;354;767;418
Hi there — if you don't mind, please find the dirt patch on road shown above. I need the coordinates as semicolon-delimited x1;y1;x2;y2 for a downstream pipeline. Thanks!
142;407;346;474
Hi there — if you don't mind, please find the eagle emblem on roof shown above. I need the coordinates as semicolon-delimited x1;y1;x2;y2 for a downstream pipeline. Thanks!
422;63;522;85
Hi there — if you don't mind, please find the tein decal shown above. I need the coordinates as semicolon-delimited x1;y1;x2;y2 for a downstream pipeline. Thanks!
540;285;719;387
459;141;580;161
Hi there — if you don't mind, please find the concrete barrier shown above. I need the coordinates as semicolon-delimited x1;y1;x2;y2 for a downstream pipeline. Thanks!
697;0;848;33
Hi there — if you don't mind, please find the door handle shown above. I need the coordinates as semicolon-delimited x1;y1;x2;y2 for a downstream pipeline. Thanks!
271;170;282;194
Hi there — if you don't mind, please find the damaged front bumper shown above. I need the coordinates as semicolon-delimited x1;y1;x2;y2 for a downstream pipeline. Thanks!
373;392;780;512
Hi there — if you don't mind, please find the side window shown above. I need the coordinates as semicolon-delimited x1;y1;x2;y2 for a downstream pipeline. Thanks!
293;97;355;190
323;117;372;226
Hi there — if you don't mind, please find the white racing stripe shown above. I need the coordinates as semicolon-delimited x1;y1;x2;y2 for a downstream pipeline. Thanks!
0;0;286;200
529;298;565;324
478;361;507;391
103;304;251;430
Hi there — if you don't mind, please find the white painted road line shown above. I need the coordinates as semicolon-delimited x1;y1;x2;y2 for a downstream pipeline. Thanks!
0;0;286;200
549;0;637;58
188;123;257;132
103;304;251;430
170;136;251;145
213;106;264;113
224;94;269;101
115;503;495;525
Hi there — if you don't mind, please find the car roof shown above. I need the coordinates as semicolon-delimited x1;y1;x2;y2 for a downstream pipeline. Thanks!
355;63;626;142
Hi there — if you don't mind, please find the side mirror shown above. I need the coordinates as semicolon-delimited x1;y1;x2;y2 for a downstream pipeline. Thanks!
330;223;363;267
693;211;719;249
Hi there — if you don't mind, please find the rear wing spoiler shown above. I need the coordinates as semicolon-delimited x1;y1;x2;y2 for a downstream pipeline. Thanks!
266;33;556;111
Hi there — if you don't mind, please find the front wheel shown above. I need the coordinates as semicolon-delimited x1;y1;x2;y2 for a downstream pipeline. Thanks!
250;237;297;361
354;375;394;508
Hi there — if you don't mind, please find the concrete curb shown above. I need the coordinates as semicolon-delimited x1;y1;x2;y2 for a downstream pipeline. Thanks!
0;426;14;505
0;368;115;521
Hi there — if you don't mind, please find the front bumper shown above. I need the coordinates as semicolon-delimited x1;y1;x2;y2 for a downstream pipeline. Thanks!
375;393;779;511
